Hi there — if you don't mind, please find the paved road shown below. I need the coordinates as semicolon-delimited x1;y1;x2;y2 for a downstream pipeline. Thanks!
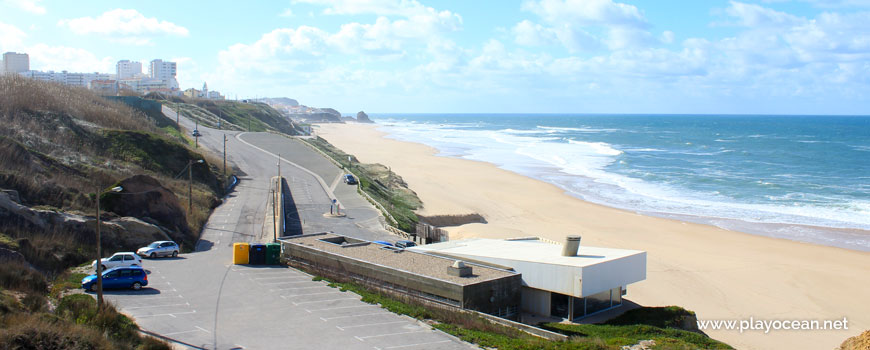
92;107;472;350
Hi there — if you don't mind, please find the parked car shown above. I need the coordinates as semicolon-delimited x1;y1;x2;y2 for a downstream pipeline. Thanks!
343;174;358;185
137;241;179;258
82;266;148;292
372;240;393;246
395;240;417;248
92;252;141;271
192;129;201;137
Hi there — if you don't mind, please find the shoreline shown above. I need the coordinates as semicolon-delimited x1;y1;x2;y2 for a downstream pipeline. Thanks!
314;122;870;350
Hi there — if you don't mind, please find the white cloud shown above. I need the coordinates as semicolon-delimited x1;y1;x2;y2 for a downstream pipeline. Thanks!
2;0;45;15
515;0;654;51
58;9;189;45
521;0;647;27
0;21;26;51
726;1;802;27
279;8;294;17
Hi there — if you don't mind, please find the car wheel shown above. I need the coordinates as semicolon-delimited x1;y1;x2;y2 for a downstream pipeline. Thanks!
90;284;99;292
132;282;142;290
171;251;178;258
150;252;156;258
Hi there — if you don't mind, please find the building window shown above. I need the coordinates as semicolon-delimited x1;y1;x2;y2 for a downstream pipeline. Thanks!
550;293;569;319
585;289;612;315
571;296;585;319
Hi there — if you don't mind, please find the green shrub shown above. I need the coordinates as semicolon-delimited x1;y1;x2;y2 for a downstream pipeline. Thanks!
0;261;48;294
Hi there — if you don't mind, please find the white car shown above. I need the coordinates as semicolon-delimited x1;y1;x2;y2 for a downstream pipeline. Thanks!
92;252;142;271
137;241;179;258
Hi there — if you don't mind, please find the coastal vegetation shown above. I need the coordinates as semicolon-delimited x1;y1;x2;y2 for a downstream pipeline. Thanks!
304;136;422;232
149;93;304;135
0;76;224;347
314;276;732;350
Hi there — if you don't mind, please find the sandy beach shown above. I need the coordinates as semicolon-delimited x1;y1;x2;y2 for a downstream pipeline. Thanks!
316;123;870;350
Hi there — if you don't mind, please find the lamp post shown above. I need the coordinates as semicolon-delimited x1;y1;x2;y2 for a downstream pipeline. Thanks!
189;159;204;212
95;185;123;309
223;134;227;181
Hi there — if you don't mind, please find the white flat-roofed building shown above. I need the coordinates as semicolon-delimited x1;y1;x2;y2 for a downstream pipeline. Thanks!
409;237;646;321
116;60;142;80
3;52;29;74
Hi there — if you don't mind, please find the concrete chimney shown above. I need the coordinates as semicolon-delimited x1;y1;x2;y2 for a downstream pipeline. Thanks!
447;260;472;277
562;235;581;256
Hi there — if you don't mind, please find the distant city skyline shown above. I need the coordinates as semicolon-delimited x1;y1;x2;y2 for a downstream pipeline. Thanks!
1;0;868;114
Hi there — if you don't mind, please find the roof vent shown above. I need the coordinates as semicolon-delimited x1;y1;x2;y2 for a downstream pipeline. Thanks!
447;260;472;277
562;235;581;257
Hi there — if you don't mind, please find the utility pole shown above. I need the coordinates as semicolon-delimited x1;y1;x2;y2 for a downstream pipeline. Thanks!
223;134;227;180
94;186;104;309
195;121;199;149
277;153;281;180
188;160;193;213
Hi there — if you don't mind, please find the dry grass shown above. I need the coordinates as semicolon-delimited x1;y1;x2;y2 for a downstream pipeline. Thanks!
0;75;154;132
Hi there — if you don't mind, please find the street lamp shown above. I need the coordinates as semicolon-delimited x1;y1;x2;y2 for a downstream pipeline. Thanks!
95;185;123;309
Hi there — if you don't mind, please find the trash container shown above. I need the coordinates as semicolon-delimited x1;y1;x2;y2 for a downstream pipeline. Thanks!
233;243;249;265
249;244;266;265
265;243;281;265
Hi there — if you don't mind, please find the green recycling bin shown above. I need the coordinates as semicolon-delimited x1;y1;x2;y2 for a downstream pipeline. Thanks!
266;243;281;265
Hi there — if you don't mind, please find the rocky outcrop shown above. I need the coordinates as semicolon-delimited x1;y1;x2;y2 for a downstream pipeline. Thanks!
356;111;373;123
0;190;171;250
101;175;189;240
839;330;870;350
321;108;341;118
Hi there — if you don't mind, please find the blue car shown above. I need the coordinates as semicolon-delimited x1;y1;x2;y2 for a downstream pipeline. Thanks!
372;240;393;246
82;266;148;292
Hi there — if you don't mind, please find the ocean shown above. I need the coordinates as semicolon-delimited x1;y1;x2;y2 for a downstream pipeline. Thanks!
369;114;870;251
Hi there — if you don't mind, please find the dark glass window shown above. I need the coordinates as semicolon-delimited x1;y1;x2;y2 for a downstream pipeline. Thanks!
586;289;612;315
572;297;585;319
550;293;569;318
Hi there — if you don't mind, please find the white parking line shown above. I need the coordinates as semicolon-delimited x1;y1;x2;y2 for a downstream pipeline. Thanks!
354;330;430;341
319;312;385;321
195;326;211;333
282;291;343;298
335;321;406;331
260;280;314;285
161;329;202;336
106;294;183;301
273;284;322;292
306;305;379;313
383;340;452;349
133;310;197;318
253;276;309;280
123;302;189;310
292;297;358;305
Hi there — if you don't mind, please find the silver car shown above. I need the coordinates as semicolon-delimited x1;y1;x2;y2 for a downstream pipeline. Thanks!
137;241;179;258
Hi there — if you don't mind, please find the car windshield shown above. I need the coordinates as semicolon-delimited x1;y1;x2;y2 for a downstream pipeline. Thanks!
148;242;160;248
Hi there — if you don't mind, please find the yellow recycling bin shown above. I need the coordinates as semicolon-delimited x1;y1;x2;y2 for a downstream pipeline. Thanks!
233;243;250;264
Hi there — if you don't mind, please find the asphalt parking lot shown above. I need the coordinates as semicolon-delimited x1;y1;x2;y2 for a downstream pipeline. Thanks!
98;259;472;349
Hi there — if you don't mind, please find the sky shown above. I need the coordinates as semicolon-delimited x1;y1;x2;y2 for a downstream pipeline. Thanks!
1;0;869;115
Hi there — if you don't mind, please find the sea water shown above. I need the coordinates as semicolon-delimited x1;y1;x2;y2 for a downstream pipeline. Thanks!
370;114;870;251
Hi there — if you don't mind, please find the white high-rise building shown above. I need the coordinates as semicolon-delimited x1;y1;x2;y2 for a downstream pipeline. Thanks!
116;60;142;80
2;52;29;74
148;59;176;81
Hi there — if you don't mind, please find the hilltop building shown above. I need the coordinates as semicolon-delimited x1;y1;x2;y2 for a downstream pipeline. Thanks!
2;52;30;74
116;60;143;80
20;70;112;88
149;59;178;89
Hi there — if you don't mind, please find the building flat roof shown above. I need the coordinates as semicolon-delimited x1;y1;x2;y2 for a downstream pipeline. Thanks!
410;238;645;268
281;233;518;286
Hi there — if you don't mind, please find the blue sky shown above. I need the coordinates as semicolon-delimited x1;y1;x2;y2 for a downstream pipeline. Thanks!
1;0;868;114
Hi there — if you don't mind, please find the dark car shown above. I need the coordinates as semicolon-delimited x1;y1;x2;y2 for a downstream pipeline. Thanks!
395;240;417;248
82;266;148;292
343;174;358;185
192;129;202;137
